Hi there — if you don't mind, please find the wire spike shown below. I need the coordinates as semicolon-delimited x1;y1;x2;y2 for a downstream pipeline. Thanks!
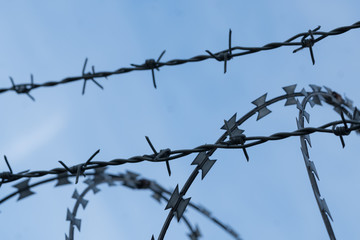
122;171;139;189
303;134;312;148
301;88;308;97
85;149;100;166
9;76;16;88
320;198;333;221
228;28;232;55
283;84;297;106
72;189;89;209
252;93;271;120
191;152;216;179
309;84;321;92
55;172;72;187
66;208;81;231
26;93;35;101
4;155;13;173
176;197;191;222
145;136;171;176
83;178;101;194
82;58;88;75
13;179;35;200
165;185;180;210
157;50;166;63
221;113;237;130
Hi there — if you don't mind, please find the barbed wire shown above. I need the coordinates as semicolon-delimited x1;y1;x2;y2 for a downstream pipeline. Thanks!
0;86;358;185
0;21;359;100
1;84;360;239
156;86;359;240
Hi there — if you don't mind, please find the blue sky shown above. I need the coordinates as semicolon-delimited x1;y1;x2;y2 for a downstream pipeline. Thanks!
0;1;360;239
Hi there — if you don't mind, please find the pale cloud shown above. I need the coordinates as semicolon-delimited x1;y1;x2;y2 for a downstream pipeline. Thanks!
5;112;67;164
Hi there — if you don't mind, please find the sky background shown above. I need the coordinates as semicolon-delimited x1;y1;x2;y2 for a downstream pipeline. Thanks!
0;1;360;239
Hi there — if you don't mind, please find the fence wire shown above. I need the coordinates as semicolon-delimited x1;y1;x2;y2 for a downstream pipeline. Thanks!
1;83;360;239
0;21;359;100
1;19;360;240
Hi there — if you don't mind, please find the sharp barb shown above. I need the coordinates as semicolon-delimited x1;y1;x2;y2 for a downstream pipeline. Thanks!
229;29;232;55
340;135;345;148
4;155;13;173
58;161;72;173
30;74;34;85
340;110;348;129
145;136;158;154
82;58;88;75
223;120;232;137
309;46;315;65
165;160;171;176
26;93;35;101
90;79;104;90
243;148;249;162
85;149;100;165
205;50;220;61
157;50;166;63
82;79;87;95
75;166;81;184
9;77;15;87
151;69;157;89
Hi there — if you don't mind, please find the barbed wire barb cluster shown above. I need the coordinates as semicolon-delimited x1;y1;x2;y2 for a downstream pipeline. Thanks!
2;84;359;239
1;19;360;240
0;21;359;98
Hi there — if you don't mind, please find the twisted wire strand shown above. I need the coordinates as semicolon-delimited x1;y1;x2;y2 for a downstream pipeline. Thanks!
0;89;358;185
1;85;359;240
156;88;359;240
0;21;359;97
1;119;357;184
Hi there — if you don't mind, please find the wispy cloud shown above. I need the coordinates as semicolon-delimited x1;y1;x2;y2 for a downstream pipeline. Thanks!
5;112;67;164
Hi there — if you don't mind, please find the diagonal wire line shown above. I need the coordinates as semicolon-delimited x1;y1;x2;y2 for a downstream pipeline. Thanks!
1;86;359;240
0;21;359;96
1;88;359;186
0;119;358;185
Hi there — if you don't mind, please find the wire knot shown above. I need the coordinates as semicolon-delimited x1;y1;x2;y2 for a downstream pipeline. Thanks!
0;155;29;187
144;59;159;70
332;126;351;136
81;58;104;95
131;50;166;89
205;29;233;73
58;149;100;184
154;148;171;160
145;136;172;176
9;75;35;101
228;133;246;145
0;172;13;181
293;26;320;65
13;84;32;94
222;114;250;161
332;110;350;148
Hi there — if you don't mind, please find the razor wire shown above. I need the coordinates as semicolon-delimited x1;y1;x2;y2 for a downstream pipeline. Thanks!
0;21;359;100
0;169;242;240
1;84;360;239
